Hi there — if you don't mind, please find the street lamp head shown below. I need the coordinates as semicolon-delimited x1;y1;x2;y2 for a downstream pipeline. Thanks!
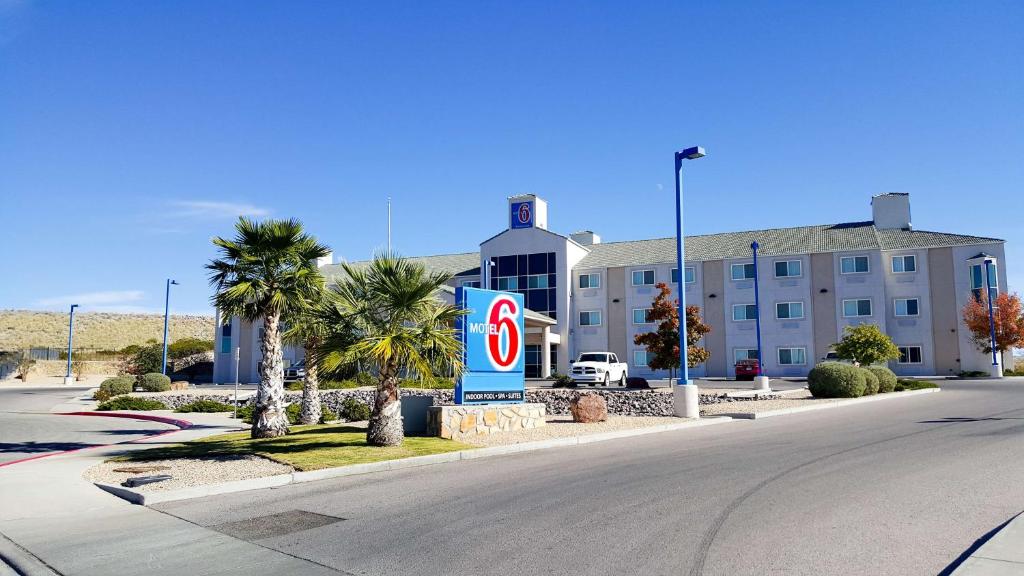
171;280;179;285
70;304;79;310
677;146;706;161
751;241;759;250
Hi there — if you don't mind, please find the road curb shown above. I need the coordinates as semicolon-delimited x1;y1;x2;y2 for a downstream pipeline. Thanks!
56;411;193;429
951;511;1024;575
97;416;734;505
729;388;941;419
0;532;60;576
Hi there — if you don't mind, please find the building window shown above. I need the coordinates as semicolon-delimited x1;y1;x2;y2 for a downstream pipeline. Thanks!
527;274;549;289
731;263;756;280
843;299;873;317
774;260;802;278
579;310;602;326
460;280;481;288
732;304;758;321
898;346;923;364
671;267;696;284
894;298;920;317
776;302;805;319
840;256;870;274
633;349;651;367
970;263;998;301
220;324;232;354
579;273;600;289
891;255;917;273
495;276;518;291
632;308;653;325
734;348;758;365
632;269;655;286
778;347;807;365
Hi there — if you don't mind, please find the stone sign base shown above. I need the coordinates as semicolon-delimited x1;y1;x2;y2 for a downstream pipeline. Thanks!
427;403;545;440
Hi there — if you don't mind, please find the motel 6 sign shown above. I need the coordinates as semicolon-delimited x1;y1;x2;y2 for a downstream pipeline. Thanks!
455;286;526;404
510;200;534;229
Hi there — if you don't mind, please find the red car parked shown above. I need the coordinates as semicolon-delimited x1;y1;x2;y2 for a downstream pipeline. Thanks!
735;359;761;381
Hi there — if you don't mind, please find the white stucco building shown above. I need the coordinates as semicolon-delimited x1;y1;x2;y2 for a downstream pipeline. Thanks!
213;193;1009;383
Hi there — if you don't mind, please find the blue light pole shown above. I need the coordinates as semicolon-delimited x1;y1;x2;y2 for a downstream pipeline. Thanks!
751;241;768;390
64;304;79;385
674;146;705;388
983;259;999;374
161;279;179;375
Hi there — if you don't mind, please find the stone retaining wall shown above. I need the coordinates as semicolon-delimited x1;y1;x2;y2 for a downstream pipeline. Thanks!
427;403;546;440
131;387;779;416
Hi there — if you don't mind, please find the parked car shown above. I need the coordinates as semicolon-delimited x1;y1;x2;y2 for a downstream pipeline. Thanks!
821;351;859;366
570;352;628;386
735;358;761;381
284;360;306;382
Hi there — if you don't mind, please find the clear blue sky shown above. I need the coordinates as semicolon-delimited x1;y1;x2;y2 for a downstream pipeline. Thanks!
1;1;1021;315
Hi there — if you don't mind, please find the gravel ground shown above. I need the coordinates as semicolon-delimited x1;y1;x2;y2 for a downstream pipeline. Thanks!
84;455;292;492
700;389;841;416
459;415;681;447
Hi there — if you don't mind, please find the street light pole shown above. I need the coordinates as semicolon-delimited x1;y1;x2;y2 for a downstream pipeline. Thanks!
673;146;705;419
64;304;79;385
750;241;770;392
161;279;179;376
983;259;1001;378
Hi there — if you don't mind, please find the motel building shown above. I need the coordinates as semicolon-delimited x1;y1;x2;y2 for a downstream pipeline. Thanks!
213;192;1009;384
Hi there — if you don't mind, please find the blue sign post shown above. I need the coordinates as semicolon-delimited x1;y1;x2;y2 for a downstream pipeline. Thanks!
455;286;526;404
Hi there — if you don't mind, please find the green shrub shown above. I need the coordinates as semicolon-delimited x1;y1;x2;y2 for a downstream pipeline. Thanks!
400;376;455;389
354;372;375;387
551;372;575;388
125;344;165;375
138;372;171;392
234;404;254;423
808;362;866;398
93;376;134;401
958;370;987;378
341;397;371;421
167;337;214;359
866;366;898;393
175;399;235;413
859;367;880;395
284;403;337;424
96;396;168;411
895;379;940;392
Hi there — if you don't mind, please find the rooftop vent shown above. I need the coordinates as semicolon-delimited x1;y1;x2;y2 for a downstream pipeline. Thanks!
570;231;601;245
871;193;912;230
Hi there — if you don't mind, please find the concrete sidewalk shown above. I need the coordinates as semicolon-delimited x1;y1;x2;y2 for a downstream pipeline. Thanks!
0;412;341;575
952;512;1024;575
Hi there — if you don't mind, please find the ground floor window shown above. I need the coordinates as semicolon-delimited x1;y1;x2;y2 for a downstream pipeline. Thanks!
525;344;558;378
733;348;758;365
898;346;923;364
579;310;602;326
220;323;232;354
777;347;807;365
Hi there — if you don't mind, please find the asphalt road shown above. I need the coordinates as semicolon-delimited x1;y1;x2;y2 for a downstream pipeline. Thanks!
154;378;1024;576
0;387;170;464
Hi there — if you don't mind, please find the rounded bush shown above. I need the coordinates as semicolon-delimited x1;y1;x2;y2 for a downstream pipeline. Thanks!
96;396;168;411
341;397;371;422
138;372;171;392
94;376;134;401
866;366;897;393
859;367;880;395
808;362;866;398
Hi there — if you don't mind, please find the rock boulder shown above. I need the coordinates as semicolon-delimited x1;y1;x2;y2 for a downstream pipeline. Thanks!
569;393;608;423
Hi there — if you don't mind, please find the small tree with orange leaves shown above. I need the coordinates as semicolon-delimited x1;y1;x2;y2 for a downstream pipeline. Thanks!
962;292;1024;355
633;282;711;380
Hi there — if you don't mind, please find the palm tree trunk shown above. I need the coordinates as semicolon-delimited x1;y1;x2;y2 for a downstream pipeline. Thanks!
367;367;403;446
253;312;290;438
299;335;322;425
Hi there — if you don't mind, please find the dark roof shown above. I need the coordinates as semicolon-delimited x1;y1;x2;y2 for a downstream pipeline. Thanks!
574;223;1003;269
321;223;1003;276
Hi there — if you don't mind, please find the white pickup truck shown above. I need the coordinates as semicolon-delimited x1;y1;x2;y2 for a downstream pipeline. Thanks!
570;352;629;387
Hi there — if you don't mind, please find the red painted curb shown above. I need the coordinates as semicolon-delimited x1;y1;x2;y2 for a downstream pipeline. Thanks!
56;411;193;430
0;412;194;469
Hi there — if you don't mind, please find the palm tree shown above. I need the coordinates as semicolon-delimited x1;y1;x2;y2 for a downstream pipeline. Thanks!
283;289;357;425
207;217;330;438
321;254;464;446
